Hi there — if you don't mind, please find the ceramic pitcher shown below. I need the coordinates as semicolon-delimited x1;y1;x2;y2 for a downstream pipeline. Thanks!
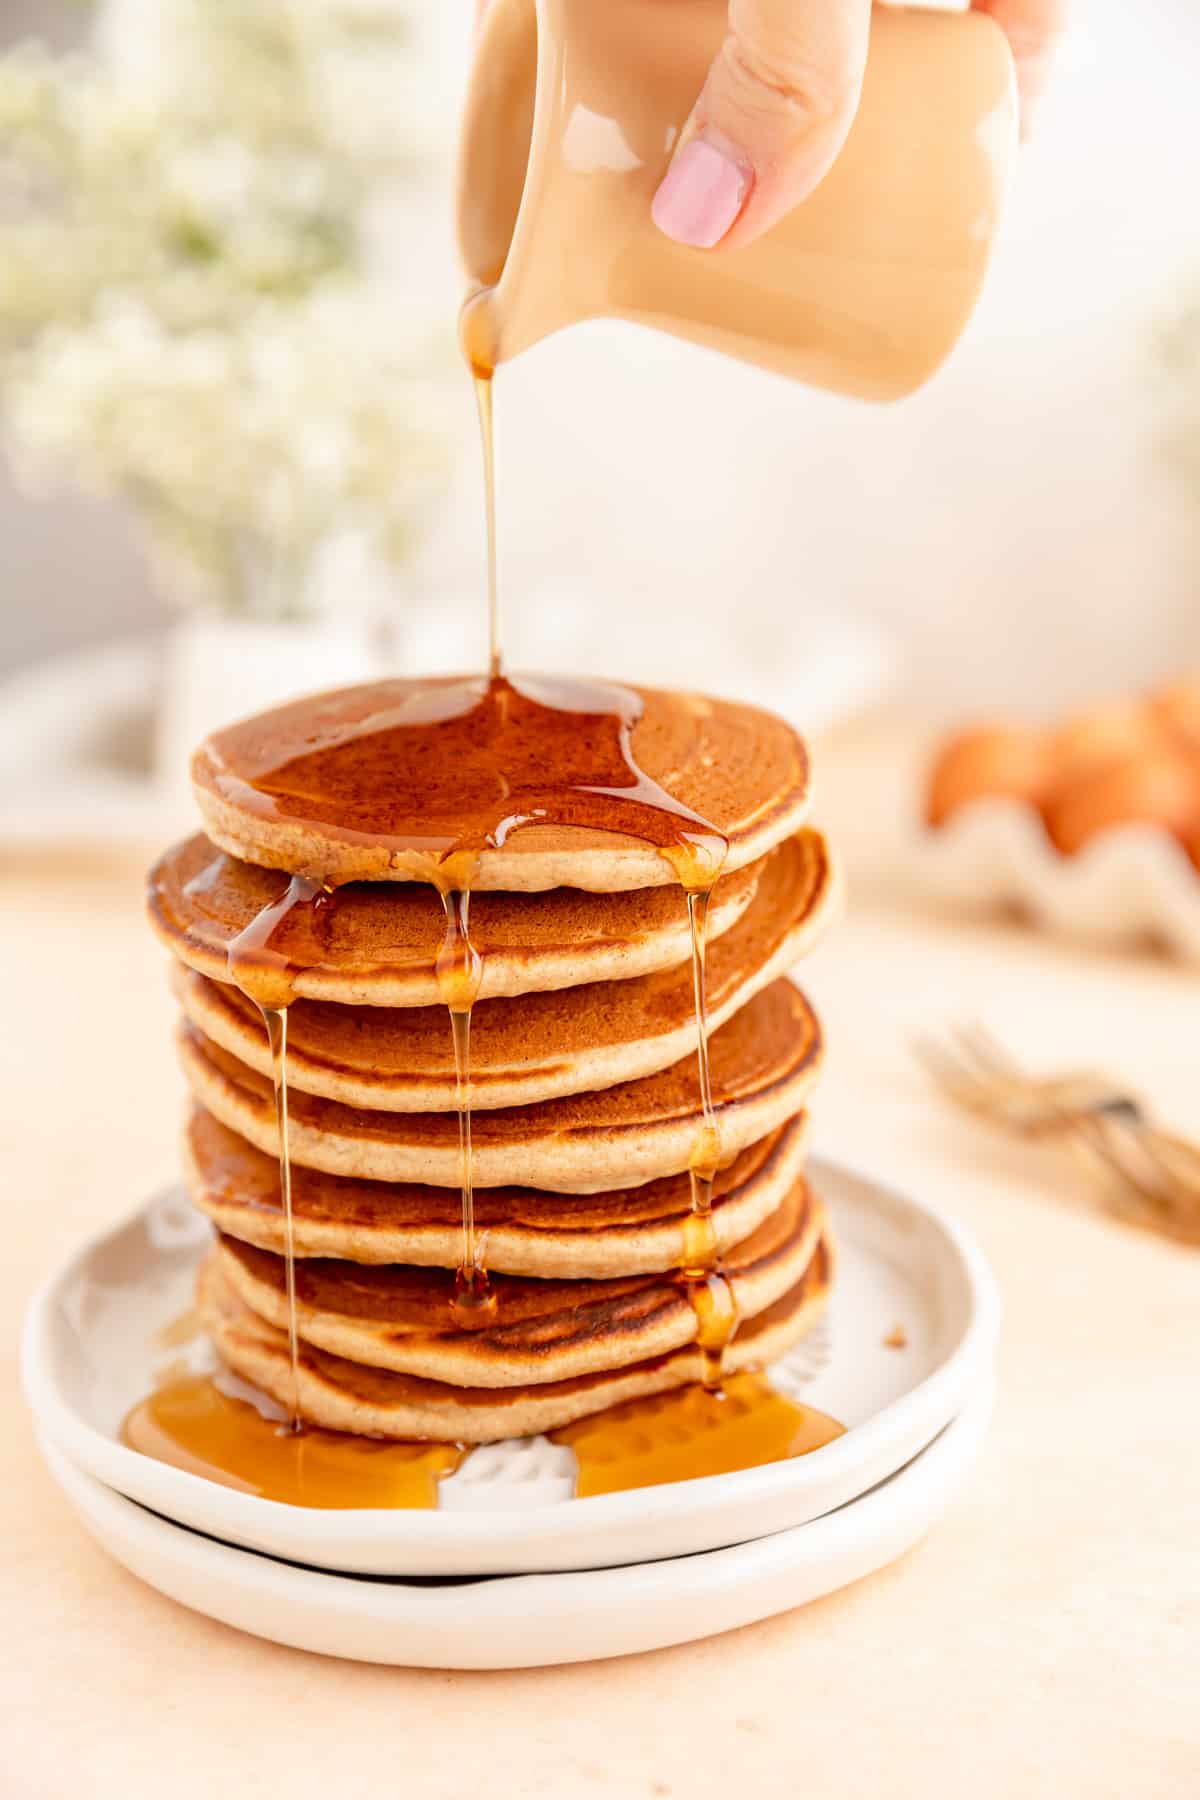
458;0;1017;401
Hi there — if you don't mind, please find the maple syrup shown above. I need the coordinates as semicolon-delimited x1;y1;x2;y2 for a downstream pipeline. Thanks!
129;274;838;1507
435;876;496;1324
460;291;737;1385
554;1375;844;1498
199;658;735;1443
473;370;501;681
224;875;337;1433
121;1376;462;1508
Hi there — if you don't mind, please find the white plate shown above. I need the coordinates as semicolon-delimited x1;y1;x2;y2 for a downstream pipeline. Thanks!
915;799;1200;960
23;1158;999;1576
36;1382;993;1669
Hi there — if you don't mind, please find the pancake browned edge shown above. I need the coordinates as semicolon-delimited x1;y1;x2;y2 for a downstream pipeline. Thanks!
147;834;762;1006
175;978;823;1191
167;831;839;1111
198;1230;835;1442
215;1179;822;1386
184;1107;810;1276
191;681;812;892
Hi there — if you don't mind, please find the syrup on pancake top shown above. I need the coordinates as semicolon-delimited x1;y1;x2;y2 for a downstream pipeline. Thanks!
190;673;811;891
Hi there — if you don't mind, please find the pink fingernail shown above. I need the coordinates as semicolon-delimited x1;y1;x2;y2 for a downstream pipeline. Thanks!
652;137;751;250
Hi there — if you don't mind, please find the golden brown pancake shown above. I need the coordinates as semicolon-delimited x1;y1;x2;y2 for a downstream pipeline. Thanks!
148;833;762;1007
170;831;838;1111
217;1182;821;1387
184;1107;809;1276
198;1231;834;1442
192;678;811;892
177;978;822;1192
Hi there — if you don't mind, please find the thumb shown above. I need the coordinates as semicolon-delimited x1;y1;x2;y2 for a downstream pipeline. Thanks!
652;0;872;252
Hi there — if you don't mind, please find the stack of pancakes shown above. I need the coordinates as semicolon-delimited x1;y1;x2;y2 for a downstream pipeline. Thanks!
147;682;840;1443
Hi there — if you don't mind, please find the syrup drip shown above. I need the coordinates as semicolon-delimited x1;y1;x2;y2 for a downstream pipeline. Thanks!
435;878;496;1324
261;1006;301;1431
476;298;734;1384
121;1377;462;1508
198;356;733;1421
464;308;733;1398
225;874;336;1435
677;881;736;1390
473;368;502;680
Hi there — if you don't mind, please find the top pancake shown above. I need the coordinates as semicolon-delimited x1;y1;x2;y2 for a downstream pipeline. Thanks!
192;676;811;892
147;832;761;1007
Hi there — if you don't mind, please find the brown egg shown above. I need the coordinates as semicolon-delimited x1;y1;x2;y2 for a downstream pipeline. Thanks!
926;725;1051;828
1149;677;1200;748
1053;699;1163;774
1043;749;1200;855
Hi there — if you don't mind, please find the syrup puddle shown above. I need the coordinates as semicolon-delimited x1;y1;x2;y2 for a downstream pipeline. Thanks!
554;1375;845;1499
122;1377;462;1509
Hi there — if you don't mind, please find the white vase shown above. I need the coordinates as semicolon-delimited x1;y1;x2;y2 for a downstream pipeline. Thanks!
155;614;383;831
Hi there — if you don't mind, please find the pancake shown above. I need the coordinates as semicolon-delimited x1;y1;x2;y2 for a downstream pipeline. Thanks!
198;1230;835;1441
148;834;762;1007
184;1107;810;1275
170;831;838;1111
192;677;811;892
177;978;822;1192
216;1180;822;1387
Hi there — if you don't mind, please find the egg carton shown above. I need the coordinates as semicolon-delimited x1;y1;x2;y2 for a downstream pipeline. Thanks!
914;798;1200;961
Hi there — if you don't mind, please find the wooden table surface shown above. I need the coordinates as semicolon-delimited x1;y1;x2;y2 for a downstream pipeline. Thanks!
3;727;1198;1799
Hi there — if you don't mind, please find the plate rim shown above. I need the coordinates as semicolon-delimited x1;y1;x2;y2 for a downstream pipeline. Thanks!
22;1154;1001;1573
35;1381;994;1668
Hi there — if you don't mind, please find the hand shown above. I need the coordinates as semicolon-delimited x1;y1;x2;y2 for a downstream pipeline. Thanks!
651;0;1070;251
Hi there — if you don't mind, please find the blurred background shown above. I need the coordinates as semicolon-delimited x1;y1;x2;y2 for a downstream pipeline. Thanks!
1;0;1198;844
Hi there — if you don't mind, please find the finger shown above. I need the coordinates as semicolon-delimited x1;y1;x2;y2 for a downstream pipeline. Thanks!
652;0;873;252
972;0;1071;129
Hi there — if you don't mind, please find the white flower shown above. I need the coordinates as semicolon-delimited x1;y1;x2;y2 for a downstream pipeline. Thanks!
0;0;453;615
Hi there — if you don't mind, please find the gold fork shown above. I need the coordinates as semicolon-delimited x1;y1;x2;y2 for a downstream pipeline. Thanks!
915;1024;1200;1246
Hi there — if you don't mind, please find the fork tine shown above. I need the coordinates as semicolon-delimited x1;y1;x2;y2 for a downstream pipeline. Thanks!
1095;1118;1200;1205
919;1027;1200;1244
940;1025;998;1080
912;1035;990;1102
953;1021;1025;1081
1082;1132;1200;1243
913;1034;1017;1118
916;1026;1007;1092
915;1028;1090;1135
1080;1116;1200;1209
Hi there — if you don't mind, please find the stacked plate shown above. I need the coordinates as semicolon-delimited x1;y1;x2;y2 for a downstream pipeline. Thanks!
23;1156;998;1669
